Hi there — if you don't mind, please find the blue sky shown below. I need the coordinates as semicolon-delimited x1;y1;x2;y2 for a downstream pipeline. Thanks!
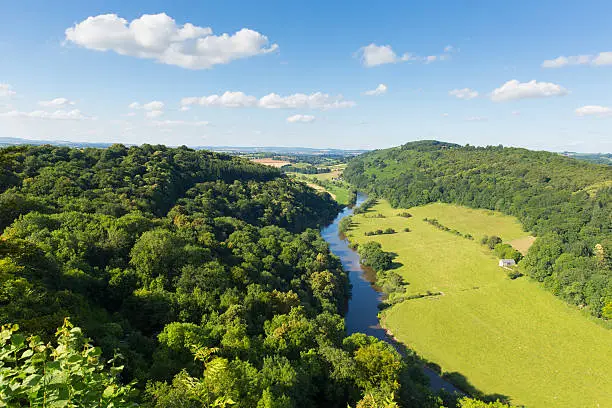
1;0;611;151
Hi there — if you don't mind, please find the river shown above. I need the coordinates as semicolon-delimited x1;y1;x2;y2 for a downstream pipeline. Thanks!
320;193;462;395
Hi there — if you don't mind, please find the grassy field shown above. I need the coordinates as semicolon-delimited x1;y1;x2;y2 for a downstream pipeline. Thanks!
287;168;351;205
346;200;612;408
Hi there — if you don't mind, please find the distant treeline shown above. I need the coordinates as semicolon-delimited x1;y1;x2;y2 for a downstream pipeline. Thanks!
344;140;612;319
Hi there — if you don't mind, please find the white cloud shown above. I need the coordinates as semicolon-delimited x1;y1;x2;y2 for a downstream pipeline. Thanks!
130;100;165;117
0;109;89;120
181;91;355;110
286;114;315;123
364;84;388;96
38;98;75;107
449;88;478;100
153;119;209;126
146;110;164;118
358;44;398;67
490;80;568;102
441;113;449;117
542;52;612;68
357;43;456;67
0;84;16;97
143;101;164;111
64;13;278;69
182;92;258;108
259;92;355;109
593;52;612;65
575;105;612;118
512;110;521;116
465;116;487;122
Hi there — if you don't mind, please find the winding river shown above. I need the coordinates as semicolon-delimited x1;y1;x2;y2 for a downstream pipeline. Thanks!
320;193;461;395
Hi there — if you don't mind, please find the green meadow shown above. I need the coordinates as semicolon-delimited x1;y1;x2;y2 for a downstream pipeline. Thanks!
288;169;351;205
346;200;612;408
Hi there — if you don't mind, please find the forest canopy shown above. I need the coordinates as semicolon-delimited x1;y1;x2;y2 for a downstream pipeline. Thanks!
0;144;452;407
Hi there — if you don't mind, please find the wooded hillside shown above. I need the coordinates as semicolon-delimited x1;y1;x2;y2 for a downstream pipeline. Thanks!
344;141;612;319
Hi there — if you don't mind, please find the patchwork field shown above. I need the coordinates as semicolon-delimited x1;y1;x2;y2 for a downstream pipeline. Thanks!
346;200;612;408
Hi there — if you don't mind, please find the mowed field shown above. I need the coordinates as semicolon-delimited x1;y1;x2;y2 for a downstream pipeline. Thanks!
250;158;291;168
346;200;612;408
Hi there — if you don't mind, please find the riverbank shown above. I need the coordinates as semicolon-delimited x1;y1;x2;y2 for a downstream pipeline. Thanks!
320;193;463;396
344;198;612;408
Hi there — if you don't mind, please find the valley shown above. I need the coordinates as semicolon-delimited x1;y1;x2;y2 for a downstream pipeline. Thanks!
344;200;612;408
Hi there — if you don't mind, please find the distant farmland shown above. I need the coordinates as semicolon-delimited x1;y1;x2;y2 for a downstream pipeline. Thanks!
250;158;292;168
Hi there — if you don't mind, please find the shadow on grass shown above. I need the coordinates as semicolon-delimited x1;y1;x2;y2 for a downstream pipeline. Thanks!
441;372;512;404
379;322;512;405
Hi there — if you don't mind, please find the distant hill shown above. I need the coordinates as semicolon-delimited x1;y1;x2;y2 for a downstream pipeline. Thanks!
0;137;366;156
344;140;612;319
0;137;119;148
562;151;612;165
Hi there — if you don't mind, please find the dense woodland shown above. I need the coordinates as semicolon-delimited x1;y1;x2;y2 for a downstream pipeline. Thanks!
0;144;486;407
344;141;612;320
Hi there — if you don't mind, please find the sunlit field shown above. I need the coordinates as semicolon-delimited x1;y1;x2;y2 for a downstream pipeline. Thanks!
347;200;612;408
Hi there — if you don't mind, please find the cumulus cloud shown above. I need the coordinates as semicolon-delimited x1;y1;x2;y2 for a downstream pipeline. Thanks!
38;98;75;107
64;13;279;69
357;43;456;67
143;101;164;111
594;52;612;65
0;84;16;97
575;105;612;118
146;110;164;118
181;92;258;108
286;114;315;123
364;84;388;96
181;91;355;110
358;44;398;67
490;80;568;102
465;116;487;122
542;52;612;68
129;101;164;110
449;88;478;100
0;109;89;120
130;100;165;117
153;119;209;126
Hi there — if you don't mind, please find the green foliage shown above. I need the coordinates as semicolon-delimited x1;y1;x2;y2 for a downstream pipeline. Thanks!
364;229;395;236
353;198;377;215
0;319;137;407
456;397;512;408
358;242;394;272
339;216;354;235
0;144;444;407
345;141;612;317
493;243;522;263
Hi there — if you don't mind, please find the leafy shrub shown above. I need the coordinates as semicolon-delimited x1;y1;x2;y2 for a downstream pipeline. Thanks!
0;319;137;407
